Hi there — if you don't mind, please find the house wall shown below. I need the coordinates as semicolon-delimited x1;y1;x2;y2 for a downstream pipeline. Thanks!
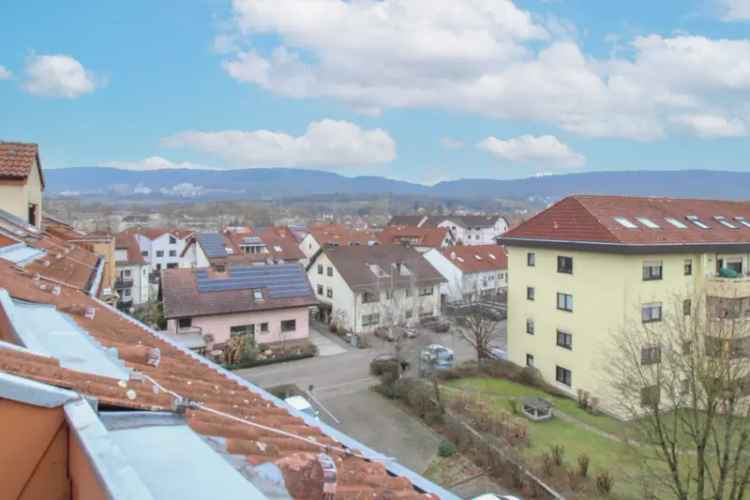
438;218;507;246
167;305;311;346
307;252;356;330
116;262;150;306
0;156;43;228
423;250;464;301
135;233;191;271
0;399;70;499
299;234;322;265
180;242;210;268
352;285;441;333
506;244;722;412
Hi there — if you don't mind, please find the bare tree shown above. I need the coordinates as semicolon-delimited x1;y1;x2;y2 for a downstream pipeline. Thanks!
607;288;750;500
448;279;503;363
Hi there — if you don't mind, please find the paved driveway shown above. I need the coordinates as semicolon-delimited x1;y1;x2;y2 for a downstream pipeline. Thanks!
236;321;507;479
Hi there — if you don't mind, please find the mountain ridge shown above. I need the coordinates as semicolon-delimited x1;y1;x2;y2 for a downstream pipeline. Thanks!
45;167;750;201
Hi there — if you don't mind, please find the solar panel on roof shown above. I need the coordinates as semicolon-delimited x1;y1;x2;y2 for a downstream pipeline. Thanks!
197;233;228;258
196;264;311;299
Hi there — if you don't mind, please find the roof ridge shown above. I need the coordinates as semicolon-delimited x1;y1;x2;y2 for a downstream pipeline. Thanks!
571;196;622;243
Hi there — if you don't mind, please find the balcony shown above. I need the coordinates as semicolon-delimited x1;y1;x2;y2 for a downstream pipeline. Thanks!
114;278;134;289
706;275;750;299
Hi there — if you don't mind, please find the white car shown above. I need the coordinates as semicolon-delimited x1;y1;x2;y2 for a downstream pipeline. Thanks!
472;494;521;500
284;395;320;420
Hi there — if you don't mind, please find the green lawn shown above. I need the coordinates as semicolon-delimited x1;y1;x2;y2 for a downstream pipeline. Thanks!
444;377;669;500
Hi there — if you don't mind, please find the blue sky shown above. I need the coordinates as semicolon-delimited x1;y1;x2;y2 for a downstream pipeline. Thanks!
1;0;749;184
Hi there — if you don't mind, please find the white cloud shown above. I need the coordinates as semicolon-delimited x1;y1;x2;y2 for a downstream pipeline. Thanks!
23;54;98;98
162;119;396;168
478;134;585;167
670;114;747;138
440;137;465;150
718;0;750;21
219;0;750;141
0;65;11;80
101;156;218;171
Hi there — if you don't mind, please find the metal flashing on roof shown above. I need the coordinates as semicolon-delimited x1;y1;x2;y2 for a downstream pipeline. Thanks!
0;290;131;381
99;412;267;500
0;242;46;265
0;371;79;408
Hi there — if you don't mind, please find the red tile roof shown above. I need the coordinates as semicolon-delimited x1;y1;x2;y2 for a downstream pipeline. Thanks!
0;259;437;499
378;226;453;248
440;245;508;273
115;232;146;265
309;224;377;247
0;142;44;187
503;195;750;247
259;226;306;261
124;227;193;241
0;233;18;248
24;232;100;291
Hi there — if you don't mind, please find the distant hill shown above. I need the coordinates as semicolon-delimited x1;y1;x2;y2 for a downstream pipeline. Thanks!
45;167;750;201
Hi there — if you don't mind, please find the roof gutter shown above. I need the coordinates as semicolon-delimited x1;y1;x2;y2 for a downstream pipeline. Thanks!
500;236;750;254
93;297;460;500
88;255;105;297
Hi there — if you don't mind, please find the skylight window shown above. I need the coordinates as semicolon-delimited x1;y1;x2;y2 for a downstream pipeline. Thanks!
714;216;738;229
665;217;688;229
686;215;710;229
734;217;750;229
614;217;638;229
253;289;264;302
636;217;660;229
488;253;496;260
474;255;482;261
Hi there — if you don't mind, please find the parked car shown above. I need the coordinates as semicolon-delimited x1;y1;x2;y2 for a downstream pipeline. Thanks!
370;353;410;376
284;395;320;420
419;344;455;375
374;327;395;341
487;344;507;360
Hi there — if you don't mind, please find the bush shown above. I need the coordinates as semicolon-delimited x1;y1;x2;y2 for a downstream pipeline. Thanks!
541;453;554;476
550;444;565;466
577;453;590;478
438;440;456;457
507;399;519;415
567;468;583;492
596;470;615;496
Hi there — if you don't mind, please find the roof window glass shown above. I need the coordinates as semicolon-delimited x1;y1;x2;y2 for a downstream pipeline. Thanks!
636;217;660;229
614;217;638;229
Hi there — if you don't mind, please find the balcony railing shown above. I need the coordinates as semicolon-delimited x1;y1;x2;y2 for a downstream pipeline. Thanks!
114;278;134;289
706;274;750;299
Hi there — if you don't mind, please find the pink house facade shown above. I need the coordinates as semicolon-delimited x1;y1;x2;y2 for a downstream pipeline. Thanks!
161;264;317;352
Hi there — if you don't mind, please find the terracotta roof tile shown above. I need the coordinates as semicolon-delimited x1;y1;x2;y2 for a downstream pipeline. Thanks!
503;195;750;246
440;245;507;273
0;142;43;187
0;258;439;499
378;226;453;248
309;224;377;247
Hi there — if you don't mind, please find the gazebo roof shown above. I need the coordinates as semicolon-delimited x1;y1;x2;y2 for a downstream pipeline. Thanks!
522;396;552;411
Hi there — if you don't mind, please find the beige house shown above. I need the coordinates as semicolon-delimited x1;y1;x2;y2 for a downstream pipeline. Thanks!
501;195;750;415
307;245;446;334
0;142;44;227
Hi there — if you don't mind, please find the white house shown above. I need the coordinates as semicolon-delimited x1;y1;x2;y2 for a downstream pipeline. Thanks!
435;216;509;245
424;245;508;303
388;214;509;246
124;228;193;272
113;232;151;311
306;245;446;334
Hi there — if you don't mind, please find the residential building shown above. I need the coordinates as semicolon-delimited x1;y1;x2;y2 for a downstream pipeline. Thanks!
114;232;151;310
424;244;508;302
0;142;44;228
299;223;378;264
501;194;750;415
306;245;446;333
388;214;510;245
0;256;455;499
377;225;455;253
122;227;194;272
182;226;306;268
161;263;317;351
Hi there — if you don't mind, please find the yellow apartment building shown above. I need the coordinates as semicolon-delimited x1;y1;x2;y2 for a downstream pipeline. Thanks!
501;195;750;416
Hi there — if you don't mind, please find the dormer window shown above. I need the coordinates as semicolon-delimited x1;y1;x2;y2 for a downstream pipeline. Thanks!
714;216;738;229
686;215;710;229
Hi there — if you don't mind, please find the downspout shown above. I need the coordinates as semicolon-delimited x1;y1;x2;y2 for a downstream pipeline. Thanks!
88;256;105;297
